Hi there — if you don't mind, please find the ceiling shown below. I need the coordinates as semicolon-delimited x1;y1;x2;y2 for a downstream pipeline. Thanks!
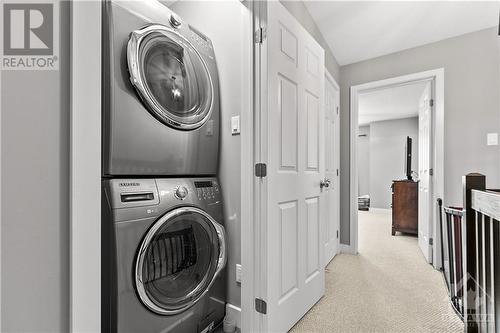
358;81;428;126
304;1;500;65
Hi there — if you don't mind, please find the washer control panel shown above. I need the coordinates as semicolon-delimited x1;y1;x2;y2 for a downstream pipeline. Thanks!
195;180;220;202
174;185;188;200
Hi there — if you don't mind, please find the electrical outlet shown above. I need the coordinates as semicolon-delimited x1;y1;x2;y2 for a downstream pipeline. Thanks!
236;264;242;283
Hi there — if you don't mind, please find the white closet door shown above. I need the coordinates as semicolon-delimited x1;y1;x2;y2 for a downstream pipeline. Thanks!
261;2;326;332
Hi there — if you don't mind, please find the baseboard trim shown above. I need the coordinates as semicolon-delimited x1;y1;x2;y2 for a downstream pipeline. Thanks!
368;208;392;214
226;303;241;329
339;243;356;254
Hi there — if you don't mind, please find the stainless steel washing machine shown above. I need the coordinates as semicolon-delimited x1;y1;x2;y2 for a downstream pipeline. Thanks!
102;0;220;176
102;177;227;332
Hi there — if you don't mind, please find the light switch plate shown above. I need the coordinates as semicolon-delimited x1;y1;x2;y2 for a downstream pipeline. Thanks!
487;133;498;146
236;264;242;283
231;115;241;135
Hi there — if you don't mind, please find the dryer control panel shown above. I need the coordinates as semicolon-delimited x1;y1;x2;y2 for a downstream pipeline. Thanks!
194;180;220;202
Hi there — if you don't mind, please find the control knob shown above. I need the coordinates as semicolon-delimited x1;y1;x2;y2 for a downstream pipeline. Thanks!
169;14;182;28
174;186;188;200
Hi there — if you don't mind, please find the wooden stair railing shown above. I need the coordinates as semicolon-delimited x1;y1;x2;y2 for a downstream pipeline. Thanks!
462;173;500;333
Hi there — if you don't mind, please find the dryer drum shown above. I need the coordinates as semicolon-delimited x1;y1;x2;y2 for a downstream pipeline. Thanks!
128;25;214;130
135;207;226;315
142;226;198;283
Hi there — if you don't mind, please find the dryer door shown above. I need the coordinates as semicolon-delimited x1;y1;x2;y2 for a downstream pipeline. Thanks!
128;25;214;130
135;207;226;315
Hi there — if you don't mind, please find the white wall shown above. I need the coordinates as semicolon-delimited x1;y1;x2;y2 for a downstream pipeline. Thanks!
170;0;251;310
339;28;500;244
369;117;419;209
357;118;419;209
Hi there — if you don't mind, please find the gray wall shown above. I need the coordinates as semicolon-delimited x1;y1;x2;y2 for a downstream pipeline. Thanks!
357;125;370;196
170;0;249;308
339;27;500;244
280;1;340;82
369;117;418;209
1;2;70;332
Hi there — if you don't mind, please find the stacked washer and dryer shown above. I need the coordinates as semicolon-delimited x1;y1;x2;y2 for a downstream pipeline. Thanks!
101;1;227;332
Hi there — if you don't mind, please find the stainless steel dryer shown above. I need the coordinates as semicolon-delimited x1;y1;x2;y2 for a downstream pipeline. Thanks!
102;0;220;176
102;177;226;333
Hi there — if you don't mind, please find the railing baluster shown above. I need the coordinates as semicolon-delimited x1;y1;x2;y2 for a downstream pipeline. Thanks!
481;213;487;332
477;211;483;326
451;212;458;305
484;216;491;332
456;213;464;313
494;219;500;333
489;218;495;332
446;210;457;303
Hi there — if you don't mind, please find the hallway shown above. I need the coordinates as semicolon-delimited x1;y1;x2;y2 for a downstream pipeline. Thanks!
290;210;464;332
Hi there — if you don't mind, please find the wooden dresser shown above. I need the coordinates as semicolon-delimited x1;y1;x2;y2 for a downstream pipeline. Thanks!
391;180;418;236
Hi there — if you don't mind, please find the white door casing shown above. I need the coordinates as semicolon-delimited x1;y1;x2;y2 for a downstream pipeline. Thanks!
261;2;325;332
418;82;433;263
324;72;340;266
349;69;444;264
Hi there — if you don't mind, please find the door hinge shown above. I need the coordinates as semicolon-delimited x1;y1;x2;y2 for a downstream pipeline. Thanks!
429;99;434;107
336;169;339;176
429;238;433;246
255;298;267;314
336;230;339;239
336;106;339;115
429;168;434;176
254;27;266;44
255;163;267;178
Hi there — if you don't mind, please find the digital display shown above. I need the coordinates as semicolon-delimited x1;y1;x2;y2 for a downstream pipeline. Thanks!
194;181;213;188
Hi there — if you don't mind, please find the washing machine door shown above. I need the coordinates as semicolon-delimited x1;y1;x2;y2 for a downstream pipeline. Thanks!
128;24;214;130
135;207;226;315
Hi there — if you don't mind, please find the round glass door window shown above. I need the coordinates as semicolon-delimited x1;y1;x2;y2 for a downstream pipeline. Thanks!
128;25;213;130
135;207;226;315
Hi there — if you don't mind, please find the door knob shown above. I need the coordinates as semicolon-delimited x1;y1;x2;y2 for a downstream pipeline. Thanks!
320;178;331;189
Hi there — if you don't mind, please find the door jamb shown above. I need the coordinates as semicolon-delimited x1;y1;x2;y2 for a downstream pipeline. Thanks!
349;69;444;269
70;1;101;332
325;70;340;260
241;0;265;332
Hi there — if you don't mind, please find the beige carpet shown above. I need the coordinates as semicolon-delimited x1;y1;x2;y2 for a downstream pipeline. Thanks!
289;210;464;333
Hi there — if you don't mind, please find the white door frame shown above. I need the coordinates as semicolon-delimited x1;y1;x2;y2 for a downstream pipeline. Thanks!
324;70;340;262
241;0;266;331
240;0;259;332
349;69;444;269
70;1;101;332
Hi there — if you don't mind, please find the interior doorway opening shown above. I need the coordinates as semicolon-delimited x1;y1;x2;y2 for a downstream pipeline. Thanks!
350;69;444;269
357;81;427;256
